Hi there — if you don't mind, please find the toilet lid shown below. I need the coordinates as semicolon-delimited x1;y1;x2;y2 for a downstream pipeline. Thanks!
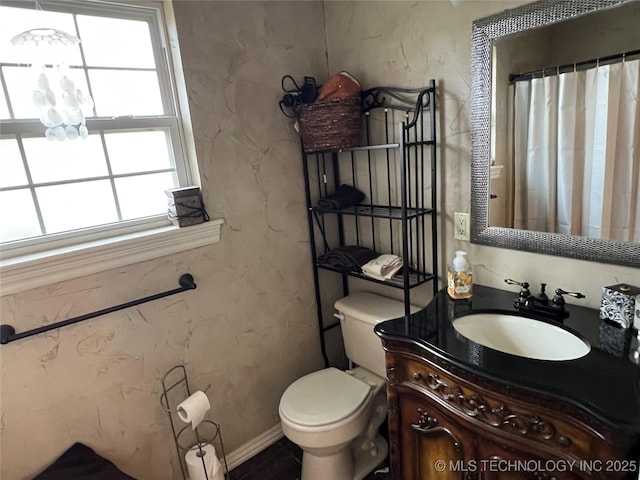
280;368;371;427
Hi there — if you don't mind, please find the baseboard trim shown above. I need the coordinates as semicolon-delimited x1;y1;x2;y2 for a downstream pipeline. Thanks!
224;424;284;471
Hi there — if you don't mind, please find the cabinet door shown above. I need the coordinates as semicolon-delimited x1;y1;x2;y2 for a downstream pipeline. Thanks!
477;438;584;480
397;389;477;480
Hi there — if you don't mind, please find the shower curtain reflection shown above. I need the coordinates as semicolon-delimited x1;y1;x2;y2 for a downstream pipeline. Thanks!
510;59;640;242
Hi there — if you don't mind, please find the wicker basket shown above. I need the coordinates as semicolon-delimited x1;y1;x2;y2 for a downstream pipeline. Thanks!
298;96;361;152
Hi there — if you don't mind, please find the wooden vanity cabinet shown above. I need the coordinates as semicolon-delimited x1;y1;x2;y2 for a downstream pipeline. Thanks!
384;340;638;480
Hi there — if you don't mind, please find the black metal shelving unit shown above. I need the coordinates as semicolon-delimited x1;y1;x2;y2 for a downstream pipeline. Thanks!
301;81;438;367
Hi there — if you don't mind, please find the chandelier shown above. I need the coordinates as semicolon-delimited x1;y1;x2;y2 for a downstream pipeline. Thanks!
10;27;94;141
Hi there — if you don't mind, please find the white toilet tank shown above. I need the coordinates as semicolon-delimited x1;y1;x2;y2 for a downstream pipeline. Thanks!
334;292;420;378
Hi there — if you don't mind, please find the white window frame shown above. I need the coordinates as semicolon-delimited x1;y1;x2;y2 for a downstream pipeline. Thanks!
0;0;222;295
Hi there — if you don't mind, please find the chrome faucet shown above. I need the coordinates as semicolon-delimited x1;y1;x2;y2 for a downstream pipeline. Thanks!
504;279;585;321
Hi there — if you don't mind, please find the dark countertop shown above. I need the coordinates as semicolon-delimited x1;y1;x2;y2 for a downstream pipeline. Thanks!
374;284;640;433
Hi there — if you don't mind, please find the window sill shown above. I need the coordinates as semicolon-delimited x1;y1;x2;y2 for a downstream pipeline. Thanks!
0;219;224;296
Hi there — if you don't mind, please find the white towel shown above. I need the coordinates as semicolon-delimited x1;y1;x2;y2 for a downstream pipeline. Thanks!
361;254;403;281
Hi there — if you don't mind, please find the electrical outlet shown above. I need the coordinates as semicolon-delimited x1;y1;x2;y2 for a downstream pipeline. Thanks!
454;212;470;241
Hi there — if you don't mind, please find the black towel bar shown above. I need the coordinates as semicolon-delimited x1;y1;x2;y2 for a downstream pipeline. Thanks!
0;274;197;345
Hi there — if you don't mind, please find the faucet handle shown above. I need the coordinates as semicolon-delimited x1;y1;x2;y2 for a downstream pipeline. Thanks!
552;288;586;308
504;278;530;295
505;279;531;308
555;288;586;299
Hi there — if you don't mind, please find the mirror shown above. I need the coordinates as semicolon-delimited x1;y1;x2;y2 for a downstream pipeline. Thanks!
470;0;640;267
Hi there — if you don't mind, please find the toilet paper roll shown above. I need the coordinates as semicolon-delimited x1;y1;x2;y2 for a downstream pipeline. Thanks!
177;391;210;429
185;443;222;480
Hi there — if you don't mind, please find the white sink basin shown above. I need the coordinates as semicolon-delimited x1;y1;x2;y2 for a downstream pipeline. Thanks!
452;313;590;361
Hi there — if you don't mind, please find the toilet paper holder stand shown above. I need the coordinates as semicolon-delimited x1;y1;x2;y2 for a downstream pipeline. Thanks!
161;365;230;480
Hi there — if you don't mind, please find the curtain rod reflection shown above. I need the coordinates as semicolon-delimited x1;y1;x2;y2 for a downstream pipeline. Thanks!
509;48;640;83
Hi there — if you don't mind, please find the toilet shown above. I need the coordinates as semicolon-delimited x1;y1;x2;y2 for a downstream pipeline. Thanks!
279;292;418;480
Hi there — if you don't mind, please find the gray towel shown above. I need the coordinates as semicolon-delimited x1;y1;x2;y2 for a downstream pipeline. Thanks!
317;246;378;273
316;184;365;212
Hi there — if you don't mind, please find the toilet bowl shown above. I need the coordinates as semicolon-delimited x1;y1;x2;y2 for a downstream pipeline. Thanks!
279;367;387;480
279;292;419;480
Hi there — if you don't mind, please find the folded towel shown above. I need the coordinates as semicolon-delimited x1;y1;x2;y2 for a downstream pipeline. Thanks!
361;254;403;281
316;184;365;212
317;246;379;273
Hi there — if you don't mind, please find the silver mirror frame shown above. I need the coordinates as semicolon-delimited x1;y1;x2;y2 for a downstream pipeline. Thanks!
470;0;640;268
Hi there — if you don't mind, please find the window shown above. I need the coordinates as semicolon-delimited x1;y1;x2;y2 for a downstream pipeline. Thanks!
0;0;194;255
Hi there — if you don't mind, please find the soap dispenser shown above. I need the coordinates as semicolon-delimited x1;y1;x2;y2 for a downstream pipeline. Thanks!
447;250;473;299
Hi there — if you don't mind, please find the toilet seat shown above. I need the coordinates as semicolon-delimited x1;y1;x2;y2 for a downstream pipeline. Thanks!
280;367;371;427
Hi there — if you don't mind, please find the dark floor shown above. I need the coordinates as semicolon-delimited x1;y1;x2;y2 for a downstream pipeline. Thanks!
229;437;389;480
